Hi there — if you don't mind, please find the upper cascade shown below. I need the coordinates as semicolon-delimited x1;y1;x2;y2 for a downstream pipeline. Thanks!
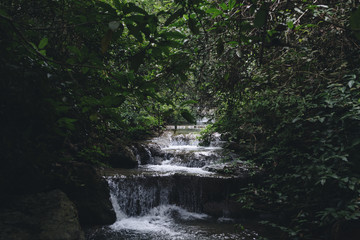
150;127;223;149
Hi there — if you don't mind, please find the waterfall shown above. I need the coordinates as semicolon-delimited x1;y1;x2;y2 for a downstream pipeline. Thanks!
87;126;272;240
107;177;126;220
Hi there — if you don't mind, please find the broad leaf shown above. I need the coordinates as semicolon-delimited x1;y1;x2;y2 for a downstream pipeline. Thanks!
206;8;223;18
180;100;198;107
38;38;48;49
130;51;145;71
165;8;184;26
161;31;186;39
216;38;224;55
180;109;196;124
350;7;360;40
102;95;125;107
101;30;113;54
254;4;268;28
188;18;200;34
228;0;237;9
219;3;227;11
123;3;148;15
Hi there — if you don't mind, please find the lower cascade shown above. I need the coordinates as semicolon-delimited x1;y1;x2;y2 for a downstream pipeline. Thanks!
86;127;271;240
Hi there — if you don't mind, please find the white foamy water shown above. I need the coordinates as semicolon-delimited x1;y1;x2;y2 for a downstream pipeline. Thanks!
163;145;222;151
88;126;271;240
107;180;126;220
143;163;214;175
110;205;208;239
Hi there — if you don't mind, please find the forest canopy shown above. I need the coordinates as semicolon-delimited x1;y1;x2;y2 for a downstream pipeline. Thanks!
1;0;360;239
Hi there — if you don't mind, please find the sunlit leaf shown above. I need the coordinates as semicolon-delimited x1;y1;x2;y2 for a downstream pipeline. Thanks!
287;21;294;29
180;100;198;107
39;49;46;56
228;0;236;9
219;3;227;11
206;8;223;18
38;38;48;49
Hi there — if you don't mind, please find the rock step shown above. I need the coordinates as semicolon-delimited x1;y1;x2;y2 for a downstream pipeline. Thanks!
108;173;250;218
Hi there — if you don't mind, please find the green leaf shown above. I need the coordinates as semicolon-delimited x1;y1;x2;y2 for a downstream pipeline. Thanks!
228;0;237;9
130;51;145;71
97;1;116;13
113;0;123;11
219;3;228;11
165;8;184;26
180;109;196;124
57;117;77;131
89;114;99;122
38;38;48;49
350;7;360;40
206;8;223;18
126;23;143;42
102;95;125;107
188;18;200;34
81;67;89;74
67;46;81;56
161;31;186;39
216;38;224;55
180;100;198;107
254;5;268;28
39;49;46;56
150;47;163;57
128;14;145;23
101;30;113;54
123;3;148;15
287;21;294;29
0;8;9;17
228;41;239;46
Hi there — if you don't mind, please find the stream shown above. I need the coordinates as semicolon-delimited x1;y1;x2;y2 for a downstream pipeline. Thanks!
86;126;274;240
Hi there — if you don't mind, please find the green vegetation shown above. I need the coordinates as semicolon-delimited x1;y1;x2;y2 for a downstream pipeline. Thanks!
195;1;360;239
1;0;360;239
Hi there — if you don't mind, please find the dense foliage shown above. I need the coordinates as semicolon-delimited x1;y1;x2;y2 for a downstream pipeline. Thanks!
1;0;360;239
0;0;197;174
194;1;360;239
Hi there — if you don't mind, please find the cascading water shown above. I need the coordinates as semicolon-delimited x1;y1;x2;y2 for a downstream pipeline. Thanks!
86;127;273;240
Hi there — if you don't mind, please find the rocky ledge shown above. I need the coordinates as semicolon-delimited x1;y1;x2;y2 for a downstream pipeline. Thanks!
0;190;84;240
0;162;116;240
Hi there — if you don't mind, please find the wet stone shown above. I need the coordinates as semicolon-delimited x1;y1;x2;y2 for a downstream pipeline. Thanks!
89;126;271;240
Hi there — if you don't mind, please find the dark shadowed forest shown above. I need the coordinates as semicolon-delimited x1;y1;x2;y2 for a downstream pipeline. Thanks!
1;1;360;239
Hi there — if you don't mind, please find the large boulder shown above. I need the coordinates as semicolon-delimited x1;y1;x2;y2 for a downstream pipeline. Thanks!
131;143;151;165
108;145;138;168
131;142;164;165
0;190;84;240
52;162;116;226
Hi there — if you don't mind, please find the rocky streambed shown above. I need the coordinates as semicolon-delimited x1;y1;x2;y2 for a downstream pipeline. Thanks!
0;127;270;240
86;127;274;240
